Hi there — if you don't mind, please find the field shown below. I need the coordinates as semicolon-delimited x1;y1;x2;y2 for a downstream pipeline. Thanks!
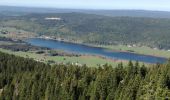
0;27;37;39
0;48;148;67
0;28;164;67
94;45;170;58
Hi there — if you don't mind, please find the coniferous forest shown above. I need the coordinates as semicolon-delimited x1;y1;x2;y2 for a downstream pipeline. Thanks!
2;13;170;49
0;52;170;100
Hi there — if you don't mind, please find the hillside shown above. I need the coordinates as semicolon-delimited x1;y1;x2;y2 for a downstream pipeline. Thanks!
1;6;170;18
0;52;170;99
1;13;170;49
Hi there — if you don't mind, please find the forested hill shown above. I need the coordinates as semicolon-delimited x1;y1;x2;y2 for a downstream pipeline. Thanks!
1;13;170;49
1;52;170;99
1;6;170;18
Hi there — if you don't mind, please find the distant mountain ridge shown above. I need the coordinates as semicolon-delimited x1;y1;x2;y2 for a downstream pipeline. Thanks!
1;5;170;18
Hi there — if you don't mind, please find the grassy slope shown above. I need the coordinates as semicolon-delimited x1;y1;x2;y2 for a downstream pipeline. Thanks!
93;45;170;58
0;48;132;67
0;27;37;39
2;13;170;49
0;32;167;66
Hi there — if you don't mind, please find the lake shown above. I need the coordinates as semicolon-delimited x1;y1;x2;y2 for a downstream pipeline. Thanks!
26;38;168;64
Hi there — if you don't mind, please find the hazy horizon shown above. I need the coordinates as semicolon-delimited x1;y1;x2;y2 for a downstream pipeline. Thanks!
0;0;170;11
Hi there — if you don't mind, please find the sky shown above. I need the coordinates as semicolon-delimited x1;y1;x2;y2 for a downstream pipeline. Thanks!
0;0;170;11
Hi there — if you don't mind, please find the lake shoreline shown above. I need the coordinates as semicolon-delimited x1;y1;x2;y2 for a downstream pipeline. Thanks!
26;38;167;63
33;36;168;60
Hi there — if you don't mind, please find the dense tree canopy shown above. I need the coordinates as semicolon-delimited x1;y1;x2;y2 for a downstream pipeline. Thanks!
1;13;170;49
0;52;170;100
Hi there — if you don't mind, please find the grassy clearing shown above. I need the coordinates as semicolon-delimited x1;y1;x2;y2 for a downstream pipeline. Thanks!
46;56;127;67
0;34;5;37
0;27;37;39
0;48;147;67
95;45;170;58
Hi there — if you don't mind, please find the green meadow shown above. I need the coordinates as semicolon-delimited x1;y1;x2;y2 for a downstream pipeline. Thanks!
95;45;170;58
0;48;147;67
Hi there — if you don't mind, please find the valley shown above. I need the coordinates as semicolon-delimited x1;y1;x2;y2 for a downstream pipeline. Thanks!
0;29;169;67
0;18;170;66
1;5;170;99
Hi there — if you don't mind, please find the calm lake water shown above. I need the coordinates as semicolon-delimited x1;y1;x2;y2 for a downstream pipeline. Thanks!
26;38;167;64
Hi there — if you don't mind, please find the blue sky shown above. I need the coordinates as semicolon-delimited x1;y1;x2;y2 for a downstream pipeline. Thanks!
0;0;170;11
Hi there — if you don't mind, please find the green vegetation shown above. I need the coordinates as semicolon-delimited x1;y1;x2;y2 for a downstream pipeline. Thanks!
0;48;130;67
0;52;170;99
1;9;170;100
0;34;5;37
0;27;36;39
46;56;127;67
1;13;170;49
1;13;170;59
96;45;170;58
